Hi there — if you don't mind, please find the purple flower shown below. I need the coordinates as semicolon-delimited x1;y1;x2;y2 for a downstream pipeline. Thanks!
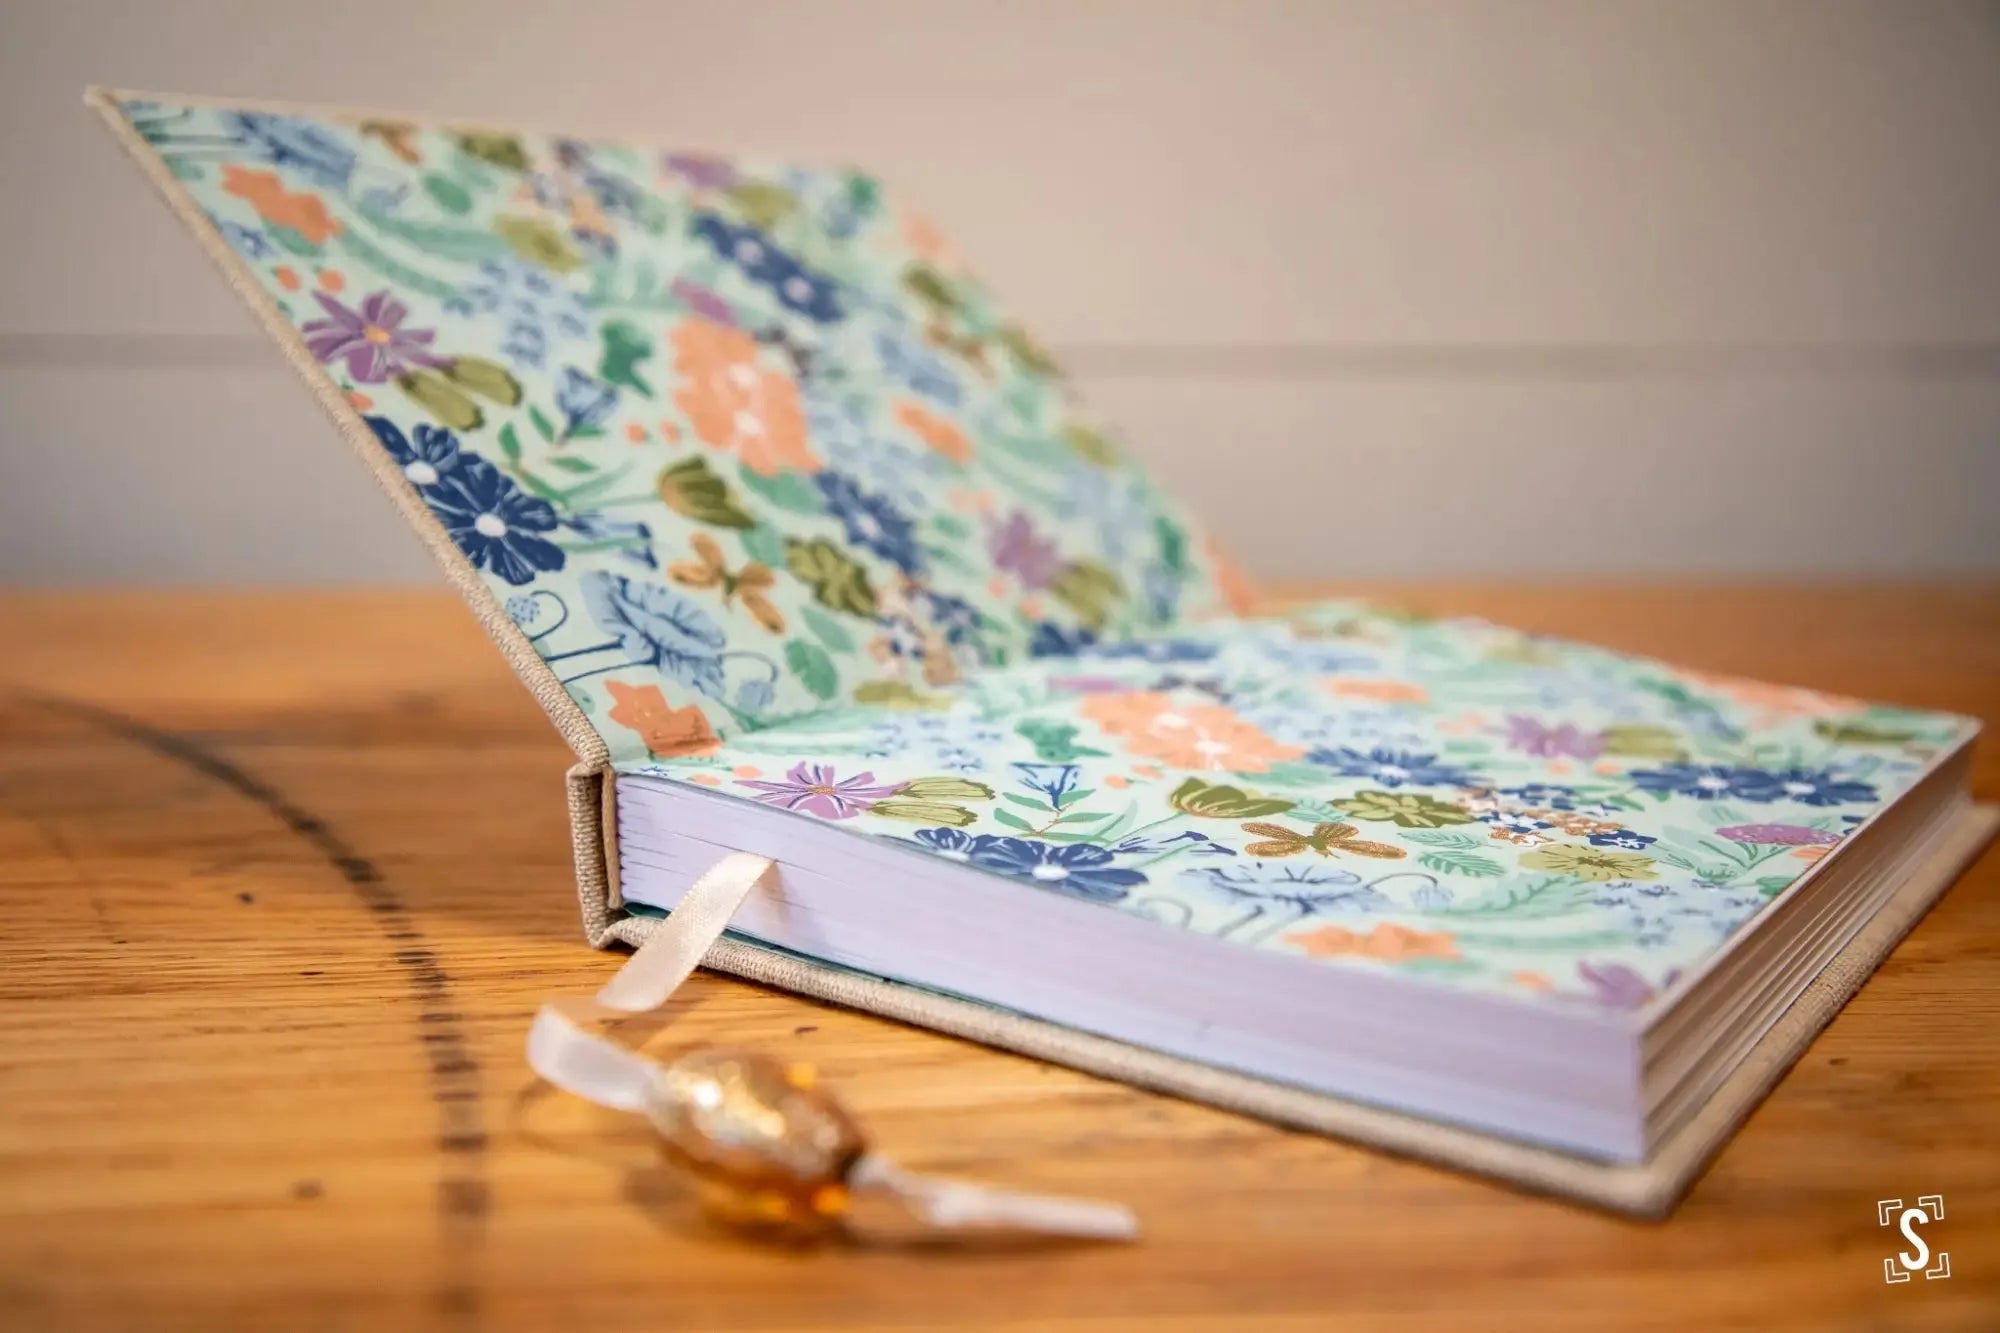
663;152;737;190
1504;714;1605;760
1048;675;1127;694
1717;823;1843;846
671;278;736;326
1574;961;1672;1009
988;510;1062;590
302;290;447;383
738;762;899;820
965;836;1147;902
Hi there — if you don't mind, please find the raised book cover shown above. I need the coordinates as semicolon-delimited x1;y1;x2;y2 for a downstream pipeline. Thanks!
90;88;1992;1214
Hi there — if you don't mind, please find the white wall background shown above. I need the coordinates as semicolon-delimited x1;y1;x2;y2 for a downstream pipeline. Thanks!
2;0;1996;584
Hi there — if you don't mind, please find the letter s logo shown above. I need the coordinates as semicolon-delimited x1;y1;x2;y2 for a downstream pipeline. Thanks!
1898;1207;1931;1273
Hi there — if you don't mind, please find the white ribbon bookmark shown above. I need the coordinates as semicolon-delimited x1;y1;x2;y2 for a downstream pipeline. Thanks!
525;852;1138;1243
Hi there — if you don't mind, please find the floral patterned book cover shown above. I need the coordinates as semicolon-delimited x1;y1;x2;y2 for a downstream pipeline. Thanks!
101;93;1978;1016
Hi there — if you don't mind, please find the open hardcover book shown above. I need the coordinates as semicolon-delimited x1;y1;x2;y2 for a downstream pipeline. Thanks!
93;89;1993;1214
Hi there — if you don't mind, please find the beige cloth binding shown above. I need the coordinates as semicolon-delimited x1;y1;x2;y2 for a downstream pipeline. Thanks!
88;85;1999;1220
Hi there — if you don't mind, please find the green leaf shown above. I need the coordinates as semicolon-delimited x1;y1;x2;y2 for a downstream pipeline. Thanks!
992;806;1034;832
1398;829;1482;849
737;467;826;515
659;456;756;528
359;205;509;262
267;224;321;257
546;455;596;474
1001;793;1046;810
529;405;556;442
598;320;654;398
799;604;854;653
1057;786;1095;809
900;777;994;801
496;422;523;462
739;524;785;568
423;173;473;215
396;371;482;431
785;537;877;615
1049;560;1124;630
444;357;522;406
784;639;838;701
1156;515;1189;575
868;799;976;827
1168;777;1295;819
1014;718;1108;763
1417;849;1506;878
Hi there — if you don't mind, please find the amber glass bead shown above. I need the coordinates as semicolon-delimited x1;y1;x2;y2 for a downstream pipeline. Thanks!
643;1048;866;1231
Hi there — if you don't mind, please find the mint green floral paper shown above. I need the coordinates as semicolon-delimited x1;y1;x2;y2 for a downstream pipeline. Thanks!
112;97;1976;1015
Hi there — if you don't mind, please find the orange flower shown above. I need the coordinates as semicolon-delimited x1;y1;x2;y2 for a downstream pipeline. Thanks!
604;681;722;758
1791;845;1830;863
1285;923;1461;962
1081;691;1303;774
900;209;955;265
1204;538;1260;614
1674;668;1865;721
669;319;819;476
221;165;341;245
893;400;973;464
1321;677;1428;705
1511;971;1555;992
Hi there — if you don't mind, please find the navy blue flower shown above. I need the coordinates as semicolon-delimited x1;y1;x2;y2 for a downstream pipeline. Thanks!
1029;621;1098;658
966;836;1146;902
1628;764;1783;802
1306;746;1481;789
1013;762;1081;806
815;470;925;574
1096;637;1219;664
1480;811;1554;836
1768;767;1880;807
579;571;727;695
555;367;618;436
918;588;983;646
692;213;845;323
909;827;981;860
224;111;356;189
1588;829;1658;850
367;415;463;488
422;456;564;586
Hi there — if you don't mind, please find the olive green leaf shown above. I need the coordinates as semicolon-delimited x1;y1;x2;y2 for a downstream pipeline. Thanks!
397;370;482;431
852;680;950;710
868;799;977;827
598;320;654;398
998;323;1059;377
457;133;529;171
784;537;877;616
783;639;838;702
726;181;797;231
899;777;995;802
1169;777;1295;820
1050;561;1124;630
1062;423;1118;467
902;264;960;313
442;356;522;406
1812;718;1919;747
658;456;756;529
494;215;583;272
1600;724;1687;761
1334;790;1476;829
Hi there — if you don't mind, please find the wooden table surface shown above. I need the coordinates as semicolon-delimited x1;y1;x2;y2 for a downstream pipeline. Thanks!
3;585;1997;1331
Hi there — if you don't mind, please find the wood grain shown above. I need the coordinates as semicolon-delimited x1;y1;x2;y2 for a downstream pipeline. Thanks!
2;585;1996;1332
